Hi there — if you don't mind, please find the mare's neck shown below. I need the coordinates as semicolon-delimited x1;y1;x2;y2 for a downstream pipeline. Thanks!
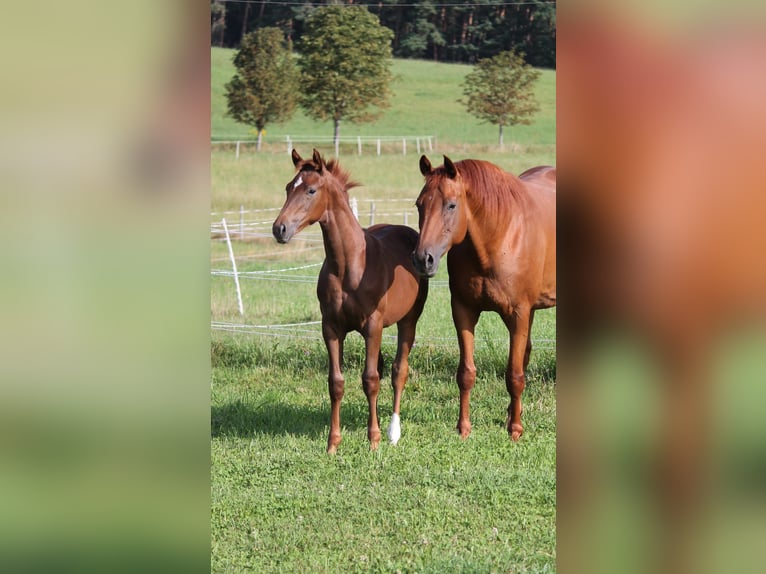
318;189;365;280
463;176;525;269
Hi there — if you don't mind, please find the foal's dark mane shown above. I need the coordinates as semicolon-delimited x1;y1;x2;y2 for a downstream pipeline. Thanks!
297;157;360;198
430;159;525;224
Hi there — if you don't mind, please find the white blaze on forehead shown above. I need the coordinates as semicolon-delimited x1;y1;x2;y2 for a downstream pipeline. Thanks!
293;175;303;190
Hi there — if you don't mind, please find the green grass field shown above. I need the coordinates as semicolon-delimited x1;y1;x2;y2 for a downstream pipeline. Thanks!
212;47;555;147
211;46;556;573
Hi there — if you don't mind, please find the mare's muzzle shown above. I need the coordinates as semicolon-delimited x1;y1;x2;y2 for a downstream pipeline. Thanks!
412;249;439;278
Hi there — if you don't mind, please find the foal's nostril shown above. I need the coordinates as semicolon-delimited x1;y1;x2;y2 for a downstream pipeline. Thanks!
273;222;288;243
426;252;434;267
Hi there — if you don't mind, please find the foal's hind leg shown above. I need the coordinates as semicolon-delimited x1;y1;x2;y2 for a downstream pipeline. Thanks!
504;306;531;441
362;324;384;450
387;317;417;445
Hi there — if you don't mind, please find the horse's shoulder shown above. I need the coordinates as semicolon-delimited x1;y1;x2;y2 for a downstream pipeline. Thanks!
366;224;418;244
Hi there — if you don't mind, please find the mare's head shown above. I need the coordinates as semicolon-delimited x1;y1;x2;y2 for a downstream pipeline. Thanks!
272;148;352;243
412;155;469;277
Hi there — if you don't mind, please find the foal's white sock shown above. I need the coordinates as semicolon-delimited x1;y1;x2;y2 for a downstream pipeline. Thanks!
387;413;401;445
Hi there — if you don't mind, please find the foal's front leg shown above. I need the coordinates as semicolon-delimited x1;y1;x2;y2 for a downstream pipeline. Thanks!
323;324;346;454
387;317;417;445
362;324;384;450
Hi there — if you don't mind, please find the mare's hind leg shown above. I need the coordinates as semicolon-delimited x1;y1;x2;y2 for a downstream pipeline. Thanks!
524;309;536;372
453;300;481;439
387;317;417;445
323;323;346;454
362;324;384;450
504;305;531;441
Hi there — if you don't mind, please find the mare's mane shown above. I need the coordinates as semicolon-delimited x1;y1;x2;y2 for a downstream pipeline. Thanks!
430;159;525;223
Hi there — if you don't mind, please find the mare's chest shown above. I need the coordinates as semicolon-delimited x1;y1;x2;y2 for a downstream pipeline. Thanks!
447;248;515;312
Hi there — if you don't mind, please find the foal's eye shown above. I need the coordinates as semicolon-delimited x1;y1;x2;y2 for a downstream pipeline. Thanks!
307;187;317;195
447;202;457;211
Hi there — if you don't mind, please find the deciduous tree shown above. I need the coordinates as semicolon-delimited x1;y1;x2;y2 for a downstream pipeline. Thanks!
460;50;541;147
225;27;298;150
297;6;394;156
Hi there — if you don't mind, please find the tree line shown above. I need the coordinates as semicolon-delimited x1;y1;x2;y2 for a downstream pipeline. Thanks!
211;0;556;68
225;6;540;153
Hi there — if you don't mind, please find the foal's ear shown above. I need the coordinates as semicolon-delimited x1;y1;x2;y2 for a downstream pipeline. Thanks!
312;148;324;173
443;155;458;179
419;155;432;176
291;148;302;167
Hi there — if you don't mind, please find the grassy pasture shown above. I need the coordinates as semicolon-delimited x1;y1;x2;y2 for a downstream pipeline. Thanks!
211;47;556;573
212;47;555;147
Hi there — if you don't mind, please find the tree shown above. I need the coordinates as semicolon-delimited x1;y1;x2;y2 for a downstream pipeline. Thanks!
297;5;394;156
210;1;226;47
460;50;541;147
225;28;298;150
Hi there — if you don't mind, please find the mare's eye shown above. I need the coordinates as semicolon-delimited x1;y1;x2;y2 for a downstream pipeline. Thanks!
447;202;457;211
307;187;317;195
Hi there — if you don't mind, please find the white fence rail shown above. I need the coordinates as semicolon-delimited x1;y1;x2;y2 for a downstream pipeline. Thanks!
211;135;434;158
209;200;556;352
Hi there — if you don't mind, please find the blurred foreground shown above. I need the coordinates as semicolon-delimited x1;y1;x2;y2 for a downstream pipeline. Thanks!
559;2;766;573
0;2;210;572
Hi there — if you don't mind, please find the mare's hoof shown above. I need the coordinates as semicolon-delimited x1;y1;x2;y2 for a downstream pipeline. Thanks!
456;422;472;439
509;424;524;442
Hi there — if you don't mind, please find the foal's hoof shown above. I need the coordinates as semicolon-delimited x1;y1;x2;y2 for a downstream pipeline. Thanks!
368;426;382;451
508;424;524;442
327;435;341;454
387;413;401;445
456;421;472;439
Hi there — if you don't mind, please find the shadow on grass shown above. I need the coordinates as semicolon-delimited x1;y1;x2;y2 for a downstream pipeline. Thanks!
211;398;371;439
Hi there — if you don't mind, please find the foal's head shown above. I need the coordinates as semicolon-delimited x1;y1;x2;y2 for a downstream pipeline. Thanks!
412;155;469;277
272;148;355;244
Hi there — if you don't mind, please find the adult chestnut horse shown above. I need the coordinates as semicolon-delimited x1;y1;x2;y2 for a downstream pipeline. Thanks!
272;149;429;453
412;156;555;441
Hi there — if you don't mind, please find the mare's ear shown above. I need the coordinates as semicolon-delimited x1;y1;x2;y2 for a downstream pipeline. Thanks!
419;155;432;176
291;148;302;167
312;148;324;173
443;155;458;179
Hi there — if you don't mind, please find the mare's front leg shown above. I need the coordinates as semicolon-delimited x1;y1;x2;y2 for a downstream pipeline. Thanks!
362;322;384;450
387;317;417;445
323;323;346;454
452;300;480;439
504;305;531;441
